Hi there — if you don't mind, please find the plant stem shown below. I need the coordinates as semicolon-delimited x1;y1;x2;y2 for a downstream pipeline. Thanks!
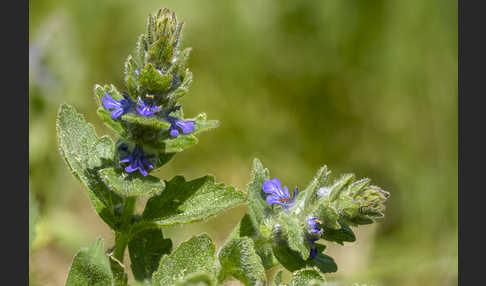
113;197;136;262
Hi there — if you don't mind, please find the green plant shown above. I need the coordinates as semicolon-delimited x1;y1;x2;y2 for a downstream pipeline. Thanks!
56;8;389;286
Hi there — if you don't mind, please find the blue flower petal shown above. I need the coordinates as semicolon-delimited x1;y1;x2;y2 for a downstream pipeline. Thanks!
176;120;195;134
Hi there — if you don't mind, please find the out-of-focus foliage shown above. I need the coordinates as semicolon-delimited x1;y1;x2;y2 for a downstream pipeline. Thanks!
29;0;457;285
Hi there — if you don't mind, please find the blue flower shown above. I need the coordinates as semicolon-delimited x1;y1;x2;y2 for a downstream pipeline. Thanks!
307;216;324;236
168;117;195;137
102;92;133;119
306;216;323;259
119;145;153;176
166;106;195;137
136;95;162;117
262;177;298;208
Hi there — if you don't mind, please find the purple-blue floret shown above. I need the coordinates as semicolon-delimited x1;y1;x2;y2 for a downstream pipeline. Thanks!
119;145;153;176
136;96;162;117
168;117;195;137
306;216;324;259
262;177;298;208
102;92;133;119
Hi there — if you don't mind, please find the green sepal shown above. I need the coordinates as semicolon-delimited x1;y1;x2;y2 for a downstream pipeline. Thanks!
334;194;359;218
148;37;173;69
141;175;245;227
124;55;140;97
152;234;216;286
298;165;330;212
311;198;341;230
65;238;114;286
139;63;173;95
128;228;172;283
246;158;272;232
99;167;165;197
218;236;266;286
329;174;355;201
57;104;122;229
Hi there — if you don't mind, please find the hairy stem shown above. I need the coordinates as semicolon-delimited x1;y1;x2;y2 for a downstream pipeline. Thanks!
113;197;136;262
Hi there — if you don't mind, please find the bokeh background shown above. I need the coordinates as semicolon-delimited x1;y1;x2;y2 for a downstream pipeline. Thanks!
29;0;457;285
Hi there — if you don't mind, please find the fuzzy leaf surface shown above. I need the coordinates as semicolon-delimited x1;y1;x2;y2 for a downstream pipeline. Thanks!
272;239;337;274
246;158;272;230
280;212;311;260
65;238;113;286
229;214;278;269
57;104;122;229
99;167;165;197
174;272;215;286
142;175;245;226
152;234;216;286
288;269;325;286
128;228;172;283
218;236;266;286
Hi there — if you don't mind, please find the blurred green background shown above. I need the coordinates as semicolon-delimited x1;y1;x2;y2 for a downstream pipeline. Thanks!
29;0;457;285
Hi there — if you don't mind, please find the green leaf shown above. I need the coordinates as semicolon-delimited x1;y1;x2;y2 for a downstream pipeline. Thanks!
321;224;356;245
142;175;245;226
65;238;113;286
147;113;218;152
218;237;266;286
57;104;122;229
280;212;310;260
128;228;172;283
329;174;355;201
336;195;359;218
191;113;219;134
152;234;216;286
29;190;39;250
99;167;165;197
300;166;330;210
246;158;272;231
139;63;173;94
229;214;278;269
272;232;337;274
312;199;340;230
94;83;125;107
121;112;172;130
288;269;325;286
125;55;139;97
158;134;199;153
313;253;337;274
97;107;128;137
109;256;128;286
174;272;215;286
